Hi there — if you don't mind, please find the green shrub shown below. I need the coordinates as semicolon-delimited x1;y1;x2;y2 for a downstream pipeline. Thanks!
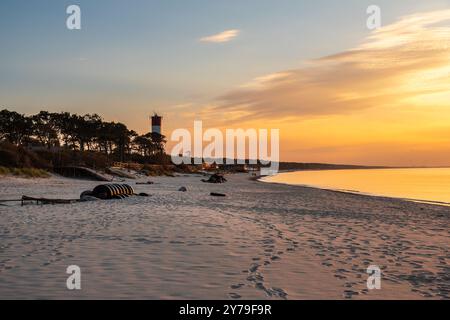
0;166;10;175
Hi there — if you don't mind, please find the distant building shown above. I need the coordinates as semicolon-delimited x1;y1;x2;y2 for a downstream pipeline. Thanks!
151;113;162;135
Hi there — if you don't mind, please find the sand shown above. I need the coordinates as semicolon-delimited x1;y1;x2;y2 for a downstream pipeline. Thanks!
0;173;448;300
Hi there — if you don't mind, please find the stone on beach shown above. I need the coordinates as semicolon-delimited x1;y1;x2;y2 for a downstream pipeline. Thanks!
202;173;227;184
80;195;100;202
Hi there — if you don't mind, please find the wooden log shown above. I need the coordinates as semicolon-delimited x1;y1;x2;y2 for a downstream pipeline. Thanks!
210;192;226;197
21;196;79;205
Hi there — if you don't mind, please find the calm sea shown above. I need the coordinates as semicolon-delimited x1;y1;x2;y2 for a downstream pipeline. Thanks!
261;168;450;205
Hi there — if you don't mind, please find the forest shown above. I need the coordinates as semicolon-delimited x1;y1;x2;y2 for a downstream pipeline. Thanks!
0;109;170;171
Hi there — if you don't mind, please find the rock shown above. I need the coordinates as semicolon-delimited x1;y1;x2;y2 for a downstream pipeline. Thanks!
80;190;101;201
202;174;227;184
210;192;226;197
178;187;187;192
80;195;100;202
80;190;94;198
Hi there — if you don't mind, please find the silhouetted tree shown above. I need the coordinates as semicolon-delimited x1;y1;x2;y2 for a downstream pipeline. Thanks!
133;132;167;160
0;109;33;145
149;132;167;154
31;111;59;148
0;108;167;164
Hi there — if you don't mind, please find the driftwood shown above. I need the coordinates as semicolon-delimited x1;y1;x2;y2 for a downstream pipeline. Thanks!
21;196;80;206
210;192;226;197
0;199;23;203
5;183;141;207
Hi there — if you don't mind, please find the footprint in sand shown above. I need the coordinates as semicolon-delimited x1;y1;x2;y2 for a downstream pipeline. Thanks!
343;290;359;299
271;287;288;299
228;293;242;299
270;255;281;261
230;284;245;290
249;263;260;273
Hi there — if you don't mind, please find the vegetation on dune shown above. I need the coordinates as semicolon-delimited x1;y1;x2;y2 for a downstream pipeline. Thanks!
140;164;176;177
0;166;50;178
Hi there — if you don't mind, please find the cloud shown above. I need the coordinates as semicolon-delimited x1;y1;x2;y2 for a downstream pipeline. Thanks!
200;29;240;43
212;10;450;121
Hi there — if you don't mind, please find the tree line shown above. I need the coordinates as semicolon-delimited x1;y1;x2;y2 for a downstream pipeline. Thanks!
0;109;167;163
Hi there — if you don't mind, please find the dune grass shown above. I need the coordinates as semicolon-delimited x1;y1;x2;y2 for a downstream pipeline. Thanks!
0;166;50;178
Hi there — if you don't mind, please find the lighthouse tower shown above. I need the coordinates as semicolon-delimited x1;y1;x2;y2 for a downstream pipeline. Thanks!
151;113;162;135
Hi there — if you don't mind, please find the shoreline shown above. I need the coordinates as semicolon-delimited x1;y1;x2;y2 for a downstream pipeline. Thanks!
258;178;450;208
0;173;448;299
258;168;450;208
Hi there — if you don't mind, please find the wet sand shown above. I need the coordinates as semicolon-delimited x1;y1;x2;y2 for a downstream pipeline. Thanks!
0;173;448;299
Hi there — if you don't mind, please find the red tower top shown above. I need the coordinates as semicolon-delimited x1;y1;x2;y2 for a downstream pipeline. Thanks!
151;113;162;134
152;114;162;126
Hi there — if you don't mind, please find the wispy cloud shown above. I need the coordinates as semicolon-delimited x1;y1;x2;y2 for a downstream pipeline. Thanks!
200;29;240;43
211;10;450;121
172;10;450;165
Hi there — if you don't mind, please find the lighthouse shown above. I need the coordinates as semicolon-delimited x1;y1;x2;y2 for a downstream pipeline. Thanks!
151;113;162;135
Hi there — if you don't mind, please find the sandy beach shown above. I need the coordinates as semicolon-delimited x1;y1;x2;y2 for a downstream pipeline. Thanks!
0;173;448;300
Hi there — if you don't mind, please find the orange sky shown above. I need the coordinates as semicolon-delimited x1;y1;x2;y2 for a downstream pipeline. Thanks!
161;10;450;166
2;6;449;166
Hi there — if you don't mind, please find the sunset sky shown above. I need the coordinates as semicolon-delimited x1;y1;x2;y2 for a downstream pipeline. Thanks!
1;0;450;166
